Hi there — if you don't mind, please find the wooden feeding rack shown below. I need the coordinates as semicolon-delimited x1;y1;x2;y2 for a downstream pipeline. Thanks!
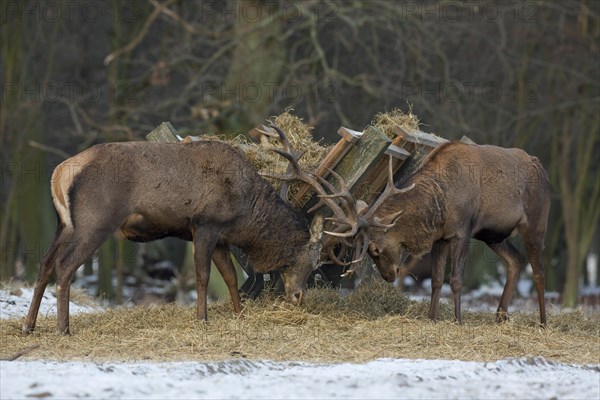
143;121;453;227
286;124;449;210
144;120;459;296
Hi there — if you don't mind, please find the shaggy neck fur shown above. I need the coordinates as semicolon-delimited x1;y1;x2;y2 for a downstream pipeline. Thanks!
238;183;310;272
377;170;447;256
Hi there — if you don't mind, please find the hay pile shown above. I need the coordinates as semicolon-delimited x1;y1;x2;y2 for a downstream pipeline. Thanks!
2;281;598;364
199;110;330;201
372;107;448;176
372;107;421;139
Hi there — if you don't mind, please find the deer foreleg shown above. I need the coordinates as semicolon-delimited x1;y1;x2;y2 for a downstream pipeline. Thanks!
192;231;218;322
449;238;469;324
429;240;449;321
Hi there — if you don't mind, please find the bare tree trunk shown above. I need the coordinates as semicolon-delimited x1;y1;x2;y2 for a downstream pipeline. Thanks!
220;0;285;136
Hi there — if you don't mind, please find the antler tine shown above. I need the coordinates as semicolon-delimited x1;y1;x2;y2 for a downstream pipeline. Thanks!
313;172;337;195
266;126;353;224
353;229;370;264
327;246;352;266
270;124;293;154
386;153;395;188
338;228;371;277
360;155;414;223
267;125;373;268
316;169;356;208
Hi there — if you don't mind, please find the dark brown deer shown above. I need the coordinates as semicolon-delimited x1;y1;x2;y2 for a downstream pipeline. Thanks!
353;142;550;325
23;135;347;335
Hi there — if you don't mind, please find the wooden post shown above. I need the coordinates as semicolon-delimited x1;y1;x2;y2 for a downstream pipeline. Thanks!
392;126;447;177
331;126;391;200
460;135;476;144
291;127;361;208
146;122;180;143
332;126;390;190
361;144;411;203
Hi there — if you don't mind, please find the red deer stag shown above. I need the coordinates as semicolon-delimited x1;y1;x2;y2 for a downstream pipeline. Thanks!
355;142;550;326
23;132;352;335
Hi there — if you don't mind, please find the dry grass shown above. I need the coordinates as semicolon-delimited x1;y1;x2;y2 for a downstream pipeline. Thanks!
2;280;598;364
202;110;330;200
372;107;421;139
371;107;448;174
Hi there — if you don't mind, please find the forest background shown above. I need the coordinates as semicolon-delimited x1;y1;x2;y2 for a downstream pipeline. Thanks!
0;0;598;307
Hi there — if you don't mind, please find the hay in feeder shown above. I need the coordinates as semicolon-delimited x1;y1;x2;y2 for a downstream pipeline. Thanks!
188;111;329;204
372;107;421;139
225;110;331;201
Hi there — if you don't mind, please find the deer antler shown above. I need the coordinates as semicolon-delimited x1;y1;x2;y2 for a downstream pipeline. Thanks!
262;125;370;266
359;155;414;227
337;155;415;275
263;127;414;271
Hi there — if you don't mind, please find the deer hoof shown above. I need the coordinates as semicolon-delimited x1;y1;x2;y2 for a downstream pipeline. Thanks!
495;311;509;323
21;325;34;336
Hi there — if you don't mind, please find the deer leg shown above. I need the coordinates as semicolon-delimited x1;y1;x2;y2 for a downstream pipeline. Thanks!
521;231;547;327
22;226;65;335
192;231;218;322
449;238;469;324
487;240;526;323
429;240;449;321
212;245;242;315
54;231;114;335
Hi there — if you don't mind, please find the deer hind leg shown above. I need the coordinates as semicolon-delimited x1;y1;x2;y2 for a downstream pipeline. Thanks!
192;230;218;322
54;227;116;335
429;240;449;321
487;240;526;323
212;245;242;315
449;238;470;324
22;224;66;335
520;228;547;327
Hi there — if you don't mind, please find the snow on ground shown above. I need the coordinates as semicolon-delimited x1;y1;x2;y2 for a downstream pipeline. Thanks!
1;357;599;399
2;288;599;399
0;287;100;321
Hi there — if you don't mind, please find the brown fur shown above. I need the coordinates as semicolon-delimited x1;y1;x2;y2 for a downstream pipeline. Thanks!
369;141;550;325
24;141;324;335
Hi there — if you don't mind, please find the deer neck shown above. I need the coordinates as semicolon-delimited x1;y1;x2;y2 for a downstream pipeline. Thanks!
237;187;310;272
385;177;447;256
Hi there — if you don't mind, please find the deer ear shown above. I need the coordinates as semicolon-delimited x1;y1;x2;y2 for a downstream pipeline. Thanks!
309;213;324;243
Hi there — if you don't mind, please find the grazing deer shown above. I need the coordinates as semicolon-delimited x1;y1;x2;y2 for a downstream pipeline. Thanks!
23;133;349;335
338;142;551;326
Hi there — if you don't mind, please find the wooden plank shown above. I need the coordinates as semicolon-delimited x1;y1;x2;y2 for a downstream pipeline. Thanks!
291;127;361;208
391;125;448;178
337;126;362;143
385;144;411;159
460;135;476;144
330;125;390;198
353;133;411;202
393;125;447;148
293;126;390;210
146;122;180;143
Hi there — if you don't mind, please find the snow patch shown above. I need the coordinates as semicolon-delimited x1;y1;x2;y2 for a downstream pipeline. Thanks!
2;289;598;399
0;288;100;320
1;357;598;399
